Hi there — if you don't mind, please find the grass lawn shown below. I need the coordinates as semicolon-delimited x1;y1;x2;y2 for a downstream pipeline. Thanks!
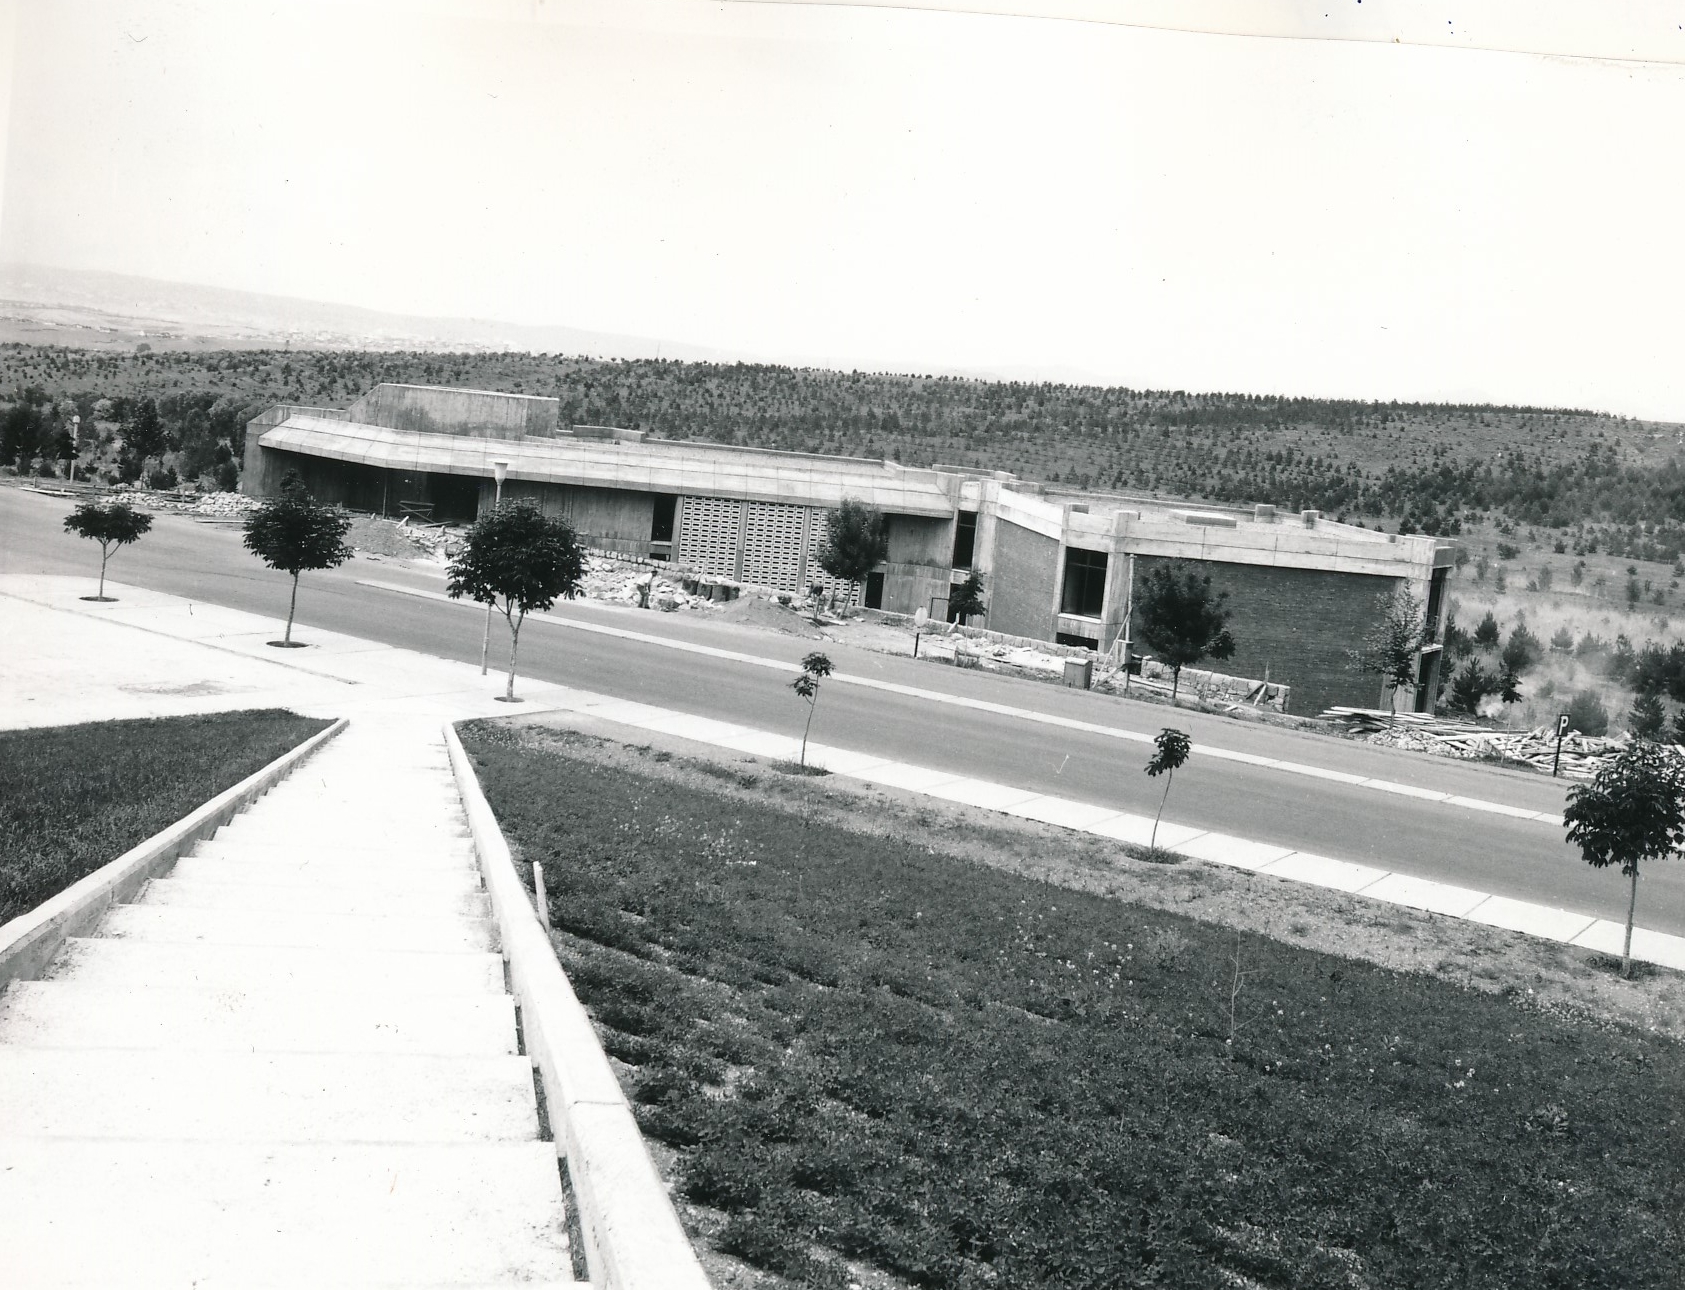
0;709;333;923
463;721;1685;1290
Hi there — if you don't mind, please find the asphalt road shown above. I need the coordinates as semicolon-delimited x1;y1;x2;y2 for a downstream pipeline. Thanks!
5;484;1680;935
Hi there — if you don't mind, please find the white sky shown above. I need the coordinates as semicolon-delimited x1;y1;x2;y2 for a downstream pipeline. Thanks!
3;0;1685;419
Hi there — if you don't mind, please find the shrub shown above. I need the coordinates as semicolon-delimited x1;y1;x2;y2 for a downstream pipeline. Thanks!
1473;611;1501;648
1496;542;1520;560
146;464;178;490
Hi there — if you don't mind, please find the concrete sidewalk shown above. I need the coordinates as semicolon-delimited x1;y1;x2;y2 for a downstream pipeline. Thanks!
5;573;1681;972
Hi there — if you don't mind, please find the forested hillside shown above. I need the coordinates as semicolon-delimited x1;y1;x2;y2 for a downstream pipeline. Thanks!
5;343;1685;557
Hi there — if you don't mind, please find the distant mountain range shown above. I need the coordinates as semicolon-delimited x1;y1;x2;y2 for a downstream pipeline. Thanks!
0;263;736;360
0;263;1110;387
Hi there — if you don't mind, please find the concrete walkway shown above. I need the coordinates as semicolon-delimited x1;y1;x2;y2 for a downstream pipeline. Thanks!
0;715;582;1287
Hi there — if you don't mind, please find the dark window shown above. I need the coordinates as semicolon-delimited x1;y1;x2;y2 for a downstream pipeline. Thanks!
651;494;677;544
1056;631;1099;650
1060;548;1108;617
952;511;977;569
1425;567;1448;637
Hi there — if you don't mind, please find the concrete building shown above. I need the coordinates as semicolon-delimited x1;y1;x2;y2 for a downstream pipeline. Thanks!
245;383;1455;714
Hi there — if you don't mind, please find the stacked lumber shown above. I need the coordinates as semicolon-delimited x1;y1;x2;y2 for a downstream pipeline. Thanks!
1317;707;1648;780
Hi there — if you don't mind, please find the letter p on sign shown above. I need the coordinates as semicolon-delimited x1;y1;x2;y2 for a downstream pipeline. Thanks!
1557;713;1571;739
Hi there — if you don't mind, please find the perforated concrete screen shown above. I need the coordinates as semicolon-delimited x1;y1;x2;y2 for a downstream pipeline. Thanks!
675;496;744;579
741;502;810;591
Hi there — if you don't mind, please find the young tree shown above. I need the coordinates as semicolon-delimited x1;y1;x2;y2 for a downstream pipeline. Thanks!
817;499;887;610
1446;660;1494;715
62;501;153;601
947;570;985;624
241;475;354;647
1133;562;1236;703
1563;740;1685;977
447;501;585;701
1630;691;1666;740
789;652;834;766
1347;585;1427;717
1144;727;1191;850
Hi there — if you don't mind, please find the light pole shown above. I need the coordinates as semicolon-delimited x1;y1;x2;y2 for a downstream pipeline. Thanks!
480;459;510;675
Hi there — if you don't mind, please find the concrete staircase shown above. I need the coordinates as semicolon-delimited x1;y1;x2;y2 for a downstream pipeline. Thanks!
0;721;584;1288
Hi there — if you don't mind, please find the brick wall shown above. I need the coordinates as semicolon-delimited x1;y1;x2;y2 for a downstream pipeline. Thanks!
1130;556;1402;715
987;520;1059;641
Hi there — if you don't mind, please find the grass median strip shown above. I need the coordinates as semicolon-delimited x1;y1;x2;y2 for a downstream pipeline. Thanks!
0;710;333;923
462;720;1684;1290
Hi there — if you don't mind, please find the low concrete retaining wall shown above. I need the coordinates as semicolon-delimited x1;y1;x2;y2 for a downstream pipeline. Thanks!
444;722;711;1290
0;717;348;994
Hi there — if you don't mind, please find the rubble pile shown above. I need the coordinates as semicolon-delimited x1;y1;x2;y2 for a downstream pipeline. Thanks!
1320;707;1637;779
579;556;705;612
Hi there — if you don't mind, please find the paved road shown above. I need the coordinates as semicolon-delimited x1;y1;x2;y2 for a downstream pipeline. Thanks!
5;485;1680;934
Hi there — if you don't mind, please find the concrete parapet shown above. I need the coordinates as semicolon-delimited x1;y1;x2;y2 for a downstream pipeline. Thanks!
444;723;711;1290
0;718;347;996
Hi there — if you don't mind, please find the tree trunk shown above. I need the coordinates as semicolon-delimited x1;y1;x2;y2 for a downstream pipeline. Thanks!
97;544;110;599
800;695;818;766
1623;866;1639;979
1170;666;1181;704
284;572;300;645
506;612;522;701
1151;770;1173;850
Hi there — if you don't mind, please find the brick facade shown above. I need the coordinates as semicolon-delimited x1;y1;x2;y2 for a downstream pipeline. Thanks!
987;519;1059;641
1130;556;1402;715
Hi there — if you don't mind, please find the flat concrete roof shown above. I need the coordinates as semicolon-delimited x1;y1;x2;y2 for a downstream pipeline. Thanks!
260;415;958;517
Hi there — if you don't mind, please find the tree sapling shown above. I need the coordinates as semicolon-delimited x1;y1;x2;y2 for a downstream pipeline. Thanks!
1144;726;1192;851
241;474;353;646
447;500;585;701
790;652;834;766
62;500;153;601
1563;739;1685;977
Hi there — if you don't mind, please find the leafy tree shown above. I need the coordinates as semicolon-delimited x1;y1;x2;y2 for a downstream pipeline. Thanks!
62;501;153;600
447;500;584;700
947;570;985;624
1549;626;1574;652
1473;611;1501;649
816;499;887;609
1144;727;1191;851
789;652;834;766
1565;690;1610;737
241;474;354;647
1133;562;1236;703
1629;691;1666;740
1347;585;1427;716
1563;740;1685;977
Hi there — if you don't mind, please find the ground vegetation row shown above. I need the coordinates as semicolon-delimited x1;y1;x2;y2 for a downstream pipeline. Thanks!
462;720;1684;1290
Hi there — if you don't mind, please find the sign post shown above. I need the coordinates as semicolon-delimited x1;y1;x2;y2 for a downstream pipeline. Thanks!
1553;712;1570;778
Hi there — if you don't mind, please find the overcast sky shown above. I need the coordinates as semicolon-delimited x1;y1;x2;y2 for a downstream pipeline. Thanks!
3;1;1684;420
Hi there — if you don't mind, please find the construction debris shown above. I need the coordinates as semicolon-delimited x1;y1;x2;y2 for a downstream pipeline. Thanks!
1318;707;1639;779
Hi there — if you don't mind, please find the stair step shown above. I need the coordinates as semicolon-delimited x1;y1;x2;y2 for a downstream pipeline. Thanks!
0;1049;540;1143
189;839;480;872
213;817;472;841
139;877;493;919
0;1138;573;1287
167;855;483;896
98;904;497;954
46;938;506;997
0;983;518;1056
